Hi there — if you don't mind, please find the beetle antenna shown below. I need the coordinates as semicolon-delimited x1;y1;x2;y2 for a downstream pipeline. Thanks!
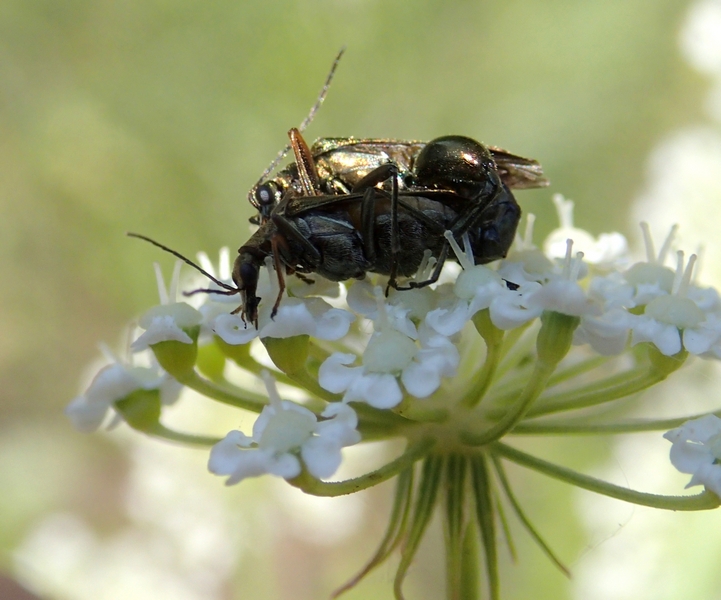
249;47;346;197
297;46;345;133
183;287;238;297
127;232;238;292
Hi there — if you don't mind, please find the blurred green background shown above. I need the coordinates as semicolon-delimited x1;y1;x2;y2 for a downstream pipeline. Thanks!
0;0;716;599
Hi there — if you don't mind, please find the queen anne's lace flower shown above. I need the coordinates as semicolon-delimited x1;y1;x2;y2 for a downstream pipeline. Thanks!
426;232;543;336
628;251;715;356
318;286;460;407
213;297;355;344
69;194;721;600
664;415;721;496
132;262;202;351
209;372;360;484
66;358;181;432
197;254;355;345
543;194;629;267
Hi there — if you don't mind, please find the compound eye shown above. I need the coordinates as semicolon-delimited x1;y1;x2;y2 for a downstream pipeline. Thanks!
254;182;279;207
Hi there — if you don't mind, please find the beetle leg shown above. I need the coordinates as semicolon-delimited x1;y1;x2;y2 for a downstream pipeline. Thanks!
447;170;503;236
350;162;399;193
348;163;404;294
358;186;378;264
393;242;451;291
269;236;287;320
294;272;316;285
386;165;401;294
270;213;323;266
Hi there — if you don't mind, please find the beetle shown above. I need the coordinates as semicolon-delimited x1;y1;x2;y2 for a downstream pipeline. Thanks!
248;128;548;221
130;131;547;327
233;131;547;326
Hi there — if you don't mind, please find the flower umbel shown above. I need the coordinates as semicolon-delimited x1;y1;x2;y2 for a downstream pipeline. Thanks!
70;205;721;600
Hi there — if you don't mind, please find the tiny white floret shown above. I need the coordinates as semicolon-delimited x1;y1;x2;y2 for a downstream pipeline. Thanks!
664;415;721;497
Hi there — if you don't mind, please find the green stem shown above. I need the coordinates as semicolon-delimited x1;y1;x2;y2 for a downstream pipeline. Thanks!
470;454;498;600
289;436;437;497
180;370;267;412
458;309;505;410
444;455;468;599
460;521;481;600
395;455;444;600
460;335;503;409
461;361;555;446
493;442;721;510
513;410;721;435
546;354;613;387
493;322;536;382
489;366;644;417
491;455;569;577
332;468;414;598
394;397;450;423
149;423;221;446
489;353;609;405
516;367;654;413
526;370;663;418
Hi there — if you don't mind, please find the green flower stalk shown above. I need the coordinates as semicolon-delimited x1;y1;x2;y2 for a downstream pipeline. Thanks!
68;198;721;600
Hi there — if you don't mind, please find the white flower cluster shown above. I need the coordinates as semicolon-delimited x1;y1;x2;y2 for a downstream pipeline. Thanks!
67;195;721;494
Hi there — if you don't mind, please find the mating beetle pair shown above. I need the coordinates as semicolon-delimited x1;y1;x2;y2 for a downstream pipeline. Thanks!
229;128;548;325
130;51;548;326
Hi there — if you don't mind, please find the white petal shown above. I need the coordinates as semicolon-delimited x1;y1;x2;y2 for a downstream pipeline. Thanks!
64;396;111;432
425;301;471;337
259;299;317;338
317;403;361;445
489;294;541;330
689;286;721;312
683;326;720;355
131;315;193;351
687;462;721;496
138;302;203;330
632;317;682;355
301;436;344;479
386;305;418;339
212;313;258;345
266;453;302;479
84;364;155;403
664;415;721;444
318;353;362;394
159;375;183;406
207;431;264;484
526;280;597;317
345;372;403;409
669;439;713;474
314;308;356;340
257;401;317;454
575;310;632;355
654;324;683;356
346;279;378;315
401;361;441;398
